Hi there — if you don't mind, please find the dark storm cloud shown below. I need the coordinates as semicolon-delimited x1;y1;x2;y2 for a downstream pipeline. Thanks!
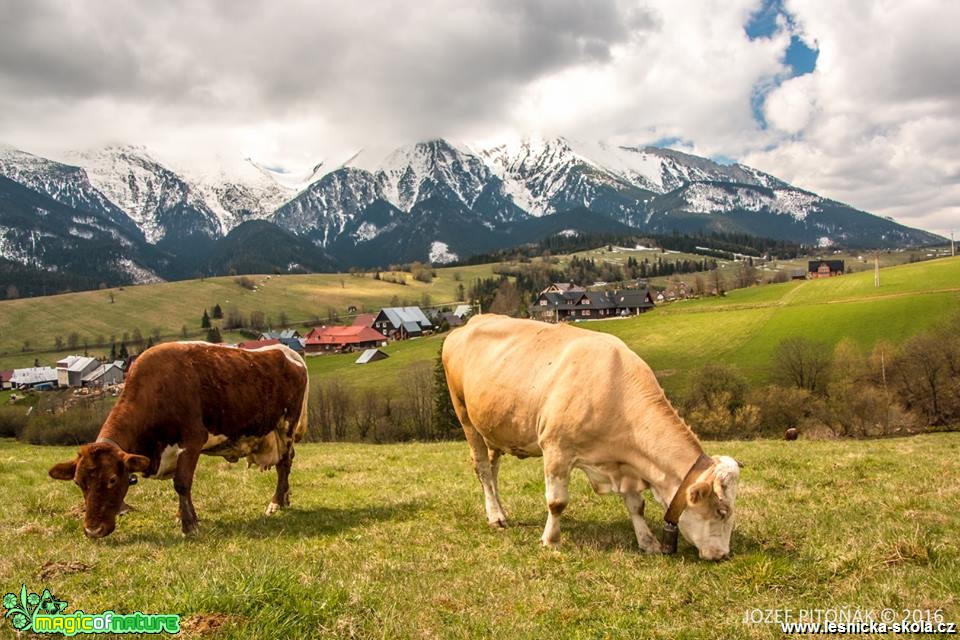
0;0;655;139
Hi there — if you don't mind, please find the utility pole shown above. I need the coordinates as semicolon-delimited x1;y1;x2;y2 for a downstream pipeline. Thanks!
874;253;880;288
952;231;956;257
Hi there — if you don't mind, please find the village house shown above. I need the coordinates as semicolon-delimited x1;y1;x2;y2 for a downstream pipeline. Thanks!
808;259;844;278
56;355;100;388
304;325;388;354
10;367;58;390
82;361;125;388
373;307;433;339
258;329;301;341
452;304;473;319
531;285;655;322
1;370;12;390
351;313;377;328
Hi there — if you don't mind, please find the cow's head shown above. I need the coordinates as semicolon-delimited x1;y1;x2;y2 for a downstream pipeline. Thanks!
677;455;740;560
49;444;150;538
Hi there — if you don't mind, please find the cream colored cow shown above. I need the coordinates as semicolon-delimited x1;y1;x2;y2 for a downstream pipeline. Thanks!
442;314;740;560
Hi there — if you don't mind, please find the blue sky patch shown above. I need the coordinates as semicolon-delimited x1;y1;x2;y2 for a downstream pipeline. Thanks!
744;0;819;129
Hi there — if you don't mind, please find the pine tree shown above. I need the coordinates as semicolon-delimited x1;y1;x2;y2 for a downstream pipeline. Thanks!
118;342;129;359
212;304;223;319
201;309;211;328
432;344;459;439
206;327;222;343
110;342;117;361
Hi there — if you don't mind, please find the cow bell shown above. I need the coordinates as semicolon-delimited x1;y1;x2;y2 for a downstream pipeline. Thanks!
128;474;138;486
662;522;679;554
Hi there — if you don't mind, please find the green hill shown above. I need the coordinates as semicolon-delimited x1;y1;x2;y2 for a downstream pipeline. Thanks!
2;257;957;400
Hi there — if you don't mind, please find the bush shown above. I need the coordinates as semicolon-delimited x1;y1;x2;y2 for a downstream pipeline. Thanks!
771;337;832;394
0;406;29;438
19;402;109;445
749;384;817;436
235;276;256;290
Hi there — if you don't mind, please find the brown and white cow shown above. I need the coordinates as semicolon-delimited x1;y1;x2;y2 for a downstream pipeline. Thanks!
49;341;309;538
442;314;741;560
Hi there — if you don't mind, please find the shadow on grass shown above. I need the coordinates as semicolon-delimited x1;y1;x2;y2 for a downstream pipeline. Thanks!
504;515;777;561
108;500;423;546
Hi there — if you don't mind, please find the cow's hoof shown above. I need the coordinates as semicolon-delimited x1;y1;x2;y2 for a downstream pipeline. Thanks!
540;537;561;549
488;518;507;529
181;522;200;536
265;502;282;516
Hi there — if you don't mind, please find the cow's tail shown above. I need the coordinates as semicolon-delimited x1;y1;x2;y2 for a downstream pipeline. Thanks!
292;352;310;444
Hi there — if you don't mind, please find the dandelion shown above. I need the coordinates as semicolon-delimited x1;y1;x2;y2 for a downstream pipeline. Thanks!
1;593;16;609
12;612;28;630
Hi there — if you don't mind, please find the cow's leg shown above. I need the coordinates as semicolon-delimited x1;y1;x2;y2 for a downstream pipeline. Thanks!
173;445;202;535
463;424;507;528
266;446;294;515
541;455;573;548
622;491;665;554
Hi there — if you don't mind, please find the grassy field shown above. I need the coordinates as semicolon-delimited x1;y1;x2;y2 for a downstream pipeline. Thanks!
0;263;498;367
301;257;960;397
1;434;957;639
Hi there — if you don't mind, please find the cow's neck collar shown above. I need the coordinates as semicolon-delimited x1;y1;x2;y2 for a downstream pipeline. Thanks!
657;451;713;553
664;452;714;525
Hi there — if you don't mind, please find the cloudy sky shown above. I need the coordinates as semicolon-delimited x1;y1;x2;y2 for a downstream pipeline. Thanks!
0;0;957;236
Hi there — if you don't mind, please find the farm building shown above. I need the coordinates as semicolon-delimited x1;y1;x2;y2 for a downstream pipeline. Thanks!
82;362;125;387
56;355;99;388
10;367;58;389
531;285;655;321
355;349;389;364
258;329;301;341
373;307;433;339
305;325;388;353
808;260;844;278
1;370;12;390
452;304;473;319
352;313;376;328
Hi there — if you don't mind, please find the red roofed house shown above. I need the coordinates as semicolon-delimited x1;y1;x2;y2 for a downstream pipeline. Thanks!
1;370;13;390
238;338;281;350
304;325;388;354
352;313;376;328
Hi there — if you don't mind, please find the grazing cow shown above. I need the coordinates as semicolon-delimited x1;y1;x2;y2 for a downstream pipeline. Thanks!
442;315;741;560
49;342;309;538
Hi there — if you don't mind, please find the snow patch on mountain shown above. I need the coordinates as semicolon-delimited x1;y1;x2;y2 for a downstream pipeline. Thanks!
682;183;822;220
116;258;164;284
429;241;458;264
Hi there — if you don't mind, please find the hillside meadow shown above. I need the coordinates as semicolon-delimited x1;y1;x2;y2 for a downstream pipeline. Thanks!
1;434;957;639
301;257;960;398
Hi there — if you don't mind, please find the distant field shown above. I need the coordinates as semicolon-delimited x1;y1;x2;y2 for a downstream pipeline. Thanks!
1;434;957;639
0;263;497;368
306;257;960;397
3;257;958;398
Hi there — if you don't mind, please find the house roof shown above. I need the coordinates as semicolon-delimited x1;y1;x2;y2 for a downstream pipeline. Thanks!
441;313;464;327
82;363;122;383
239;338;281;350
0;370;12;383
401;320;422;335
306;325;385;346
613;289;654;307
11;367;58;385
809;260;844;271
355;349;389;364
453;305;472;318
377;306;433;330
58;356;97;373
352;313;376;327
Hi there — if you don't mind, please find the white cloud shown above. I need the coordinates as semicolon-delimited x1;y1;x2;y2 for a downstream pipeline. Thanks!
0;0;956;236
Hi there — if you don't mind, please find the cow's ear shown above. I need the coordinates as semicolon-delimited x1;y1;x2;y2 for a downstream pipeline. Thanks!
686;480;712;506
122;454;151;474
49;458;78;481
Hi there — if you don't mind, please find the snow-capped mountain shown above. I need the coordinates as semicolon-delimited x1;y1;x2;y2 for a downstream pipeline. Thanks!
65;146;222;245
0;136;944;287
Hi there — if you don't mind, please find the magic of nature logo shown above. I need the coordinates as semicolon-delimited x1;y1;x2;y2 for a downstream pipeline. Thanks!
3;584;179;635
